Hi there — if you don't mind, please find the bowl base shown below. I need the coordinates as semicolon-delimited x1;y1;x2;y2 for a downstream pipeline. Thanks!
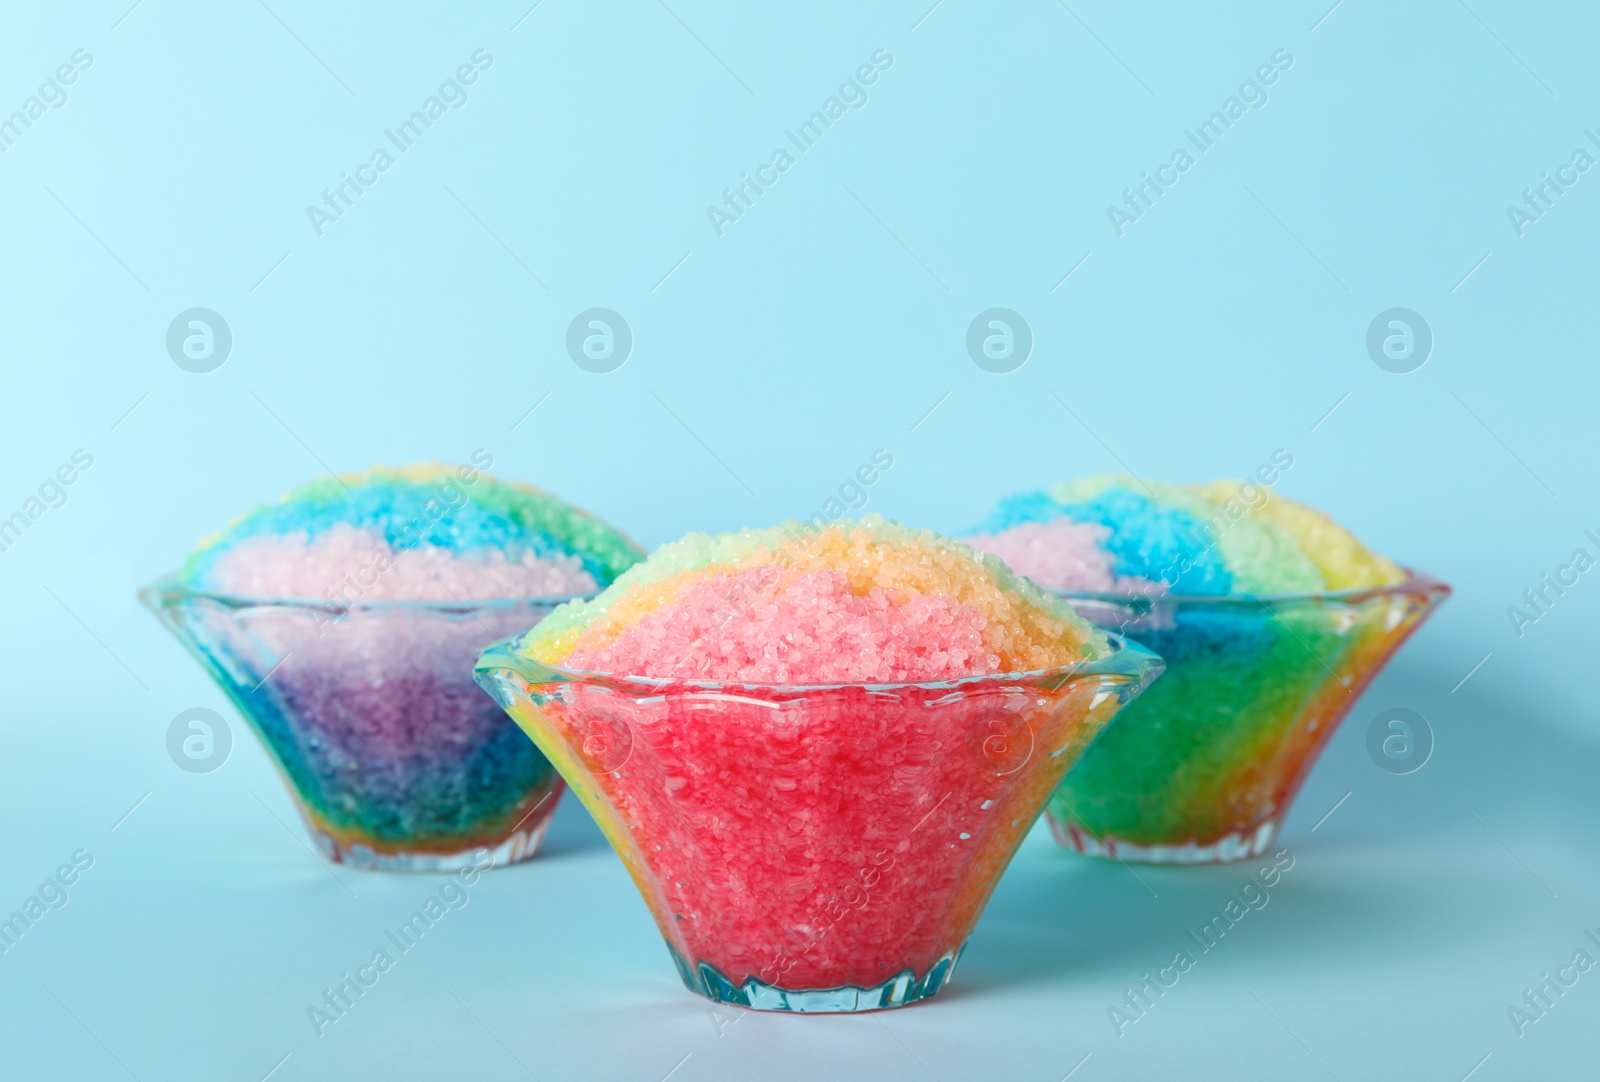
1050;817;1279;865
305;814;555;873
669;945;964;1013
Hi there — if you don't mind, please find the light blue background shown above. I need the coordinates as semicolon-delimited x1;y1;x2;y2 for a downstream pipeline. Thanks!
2;1;1596;1078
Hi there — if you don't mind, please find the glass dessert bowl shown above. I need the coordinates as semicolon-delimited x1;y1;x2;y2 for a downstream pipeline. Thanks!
143;582;580;871
476;631;1162;1012
1046;572;1449;864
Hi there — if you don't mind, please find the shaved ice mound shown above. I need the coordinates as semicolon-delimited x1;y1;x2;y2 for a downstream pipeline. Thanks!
481;519;1158;1010
964;474;1442;865
963;472;1402;596
147;460;645;871
184;461;640;601
523;517;1107;680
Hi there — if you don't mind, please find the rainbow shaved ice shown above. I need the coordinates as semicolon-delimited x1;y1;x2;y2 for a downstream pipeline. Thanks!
523;517;1107;681
486;518;1154;1008
155;460;644;868
964;471;1404;597
964;474;1441;863
185;460;640;601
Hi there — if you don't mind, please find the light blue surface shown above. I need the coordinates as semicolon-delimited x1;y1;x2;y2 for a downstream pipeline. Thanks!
1;1;1596;1079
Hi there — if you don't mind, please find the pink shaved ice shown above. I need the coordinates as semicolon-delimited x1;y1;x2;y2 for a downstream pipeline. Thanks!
205;524;597;603
965;520;1156;594
568;567;1004;684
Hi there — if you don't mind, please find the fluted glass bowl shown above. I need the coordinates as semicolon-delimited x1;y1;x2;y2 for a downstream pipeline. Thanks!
142;580;581;871
474;632;1163;1012
1046;572;1449;864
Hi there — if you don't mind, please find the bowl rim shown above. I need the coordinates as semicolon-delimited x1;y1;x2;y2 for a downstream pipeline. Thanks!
138;576;595;614
474;629;1163;697
1048;568;1450;609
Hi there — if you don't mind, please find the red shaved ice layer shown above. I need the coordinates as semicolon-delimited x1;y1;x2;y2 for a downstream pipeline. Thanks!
546;676;1105;994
